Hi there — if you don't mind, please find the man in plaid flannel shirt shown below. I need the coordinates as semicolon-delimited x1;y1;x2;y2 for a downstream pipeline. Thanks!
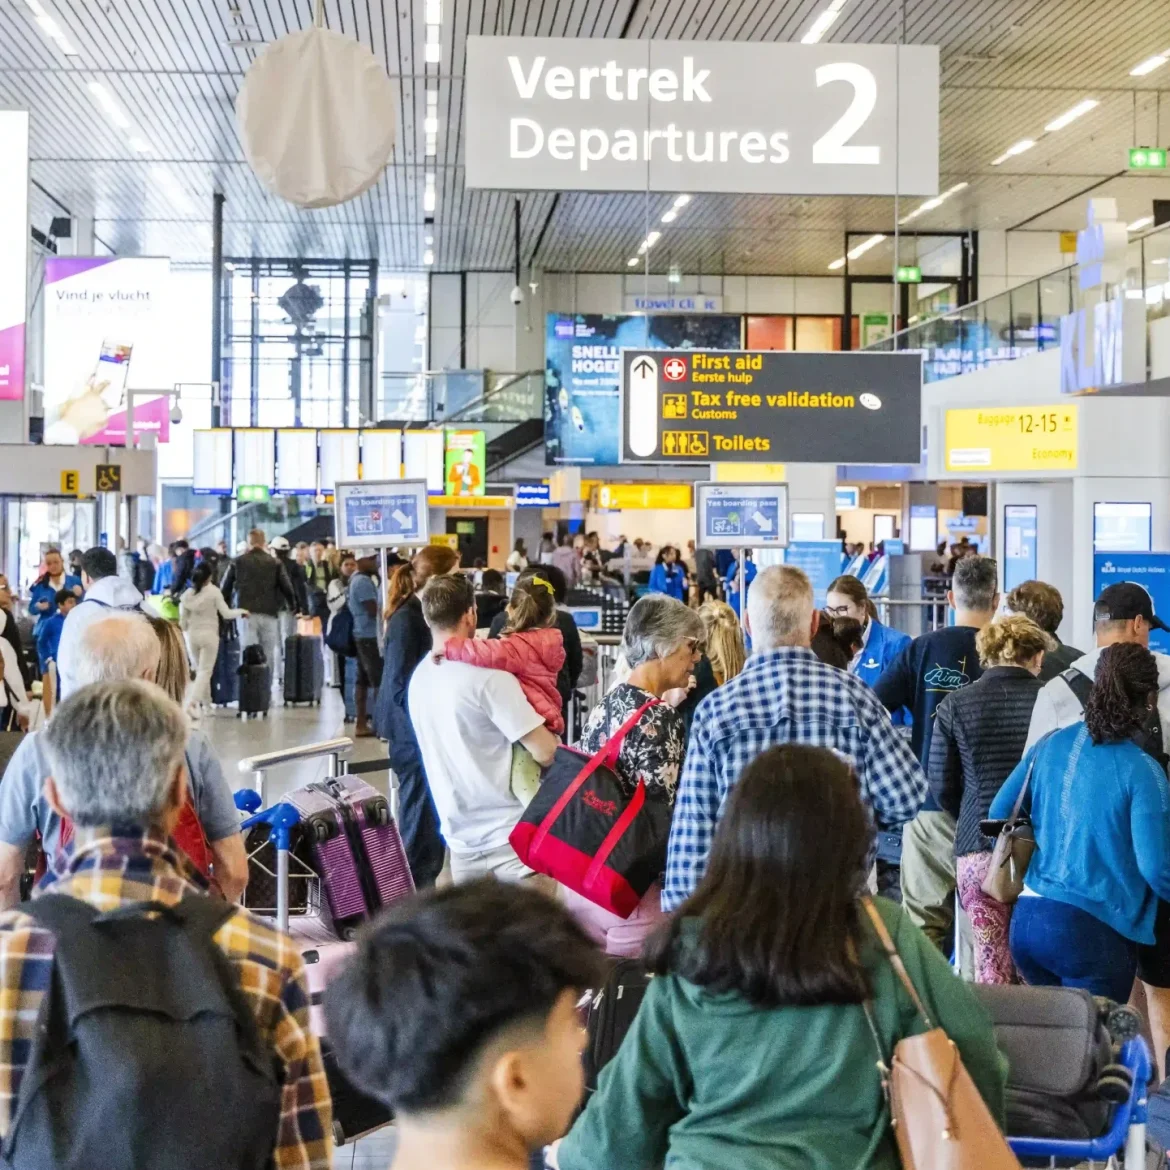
0;680;332;1169
663;565;927;912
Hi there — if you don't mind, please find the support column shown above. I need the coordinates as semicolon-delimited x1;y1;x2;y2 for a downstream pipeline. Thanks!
211;192;225;427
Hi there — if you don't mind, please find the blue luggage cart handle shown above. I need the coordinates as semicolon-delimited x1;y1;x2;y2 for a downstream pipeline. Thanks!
1007;1037;1151;1165
235;790;300;929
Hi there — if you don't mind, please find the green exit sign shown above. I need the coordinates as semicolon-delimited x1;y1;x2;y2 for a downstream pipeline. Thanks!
1129;147;1167;169
238;484;271;502
895;265;922;283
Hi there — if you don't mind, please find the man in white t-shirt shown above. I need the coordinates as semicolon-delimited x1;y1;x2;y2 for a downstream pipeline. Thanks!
408;573;558;884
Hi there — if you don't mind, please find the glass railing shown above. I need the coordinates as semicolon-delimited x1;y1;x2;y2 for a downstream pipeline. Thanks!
376;369;543;425
865;219;1170;385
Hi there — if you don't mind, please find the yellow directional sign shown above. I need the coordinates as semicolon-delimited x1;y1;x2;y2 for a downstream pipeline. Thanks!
944;405;1079;472
60;470;80;495
96;463;122;492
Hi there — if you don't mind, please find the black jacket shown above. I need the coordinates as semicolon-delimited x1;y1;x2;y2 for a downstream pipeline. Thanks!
1037;638;1084;682
275;553;310;614
220;549;296;618
374;596;430;773
926;664;1045;857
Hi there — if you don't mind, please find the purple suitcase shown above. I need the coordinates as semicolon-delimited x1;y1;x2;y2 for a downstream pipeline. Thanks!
283;775;414;936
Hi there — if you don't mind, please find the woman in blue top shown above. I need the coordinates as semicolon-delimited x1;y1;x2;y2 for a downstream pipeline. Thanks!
648;545;688;602
990;643;1170;1002
27;547;81;640
825;574;910;688
723;550;757;618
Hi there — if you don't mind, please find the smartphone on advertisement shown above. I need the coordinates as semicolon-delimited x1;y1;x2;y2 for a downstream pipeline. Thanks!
94;339;133;410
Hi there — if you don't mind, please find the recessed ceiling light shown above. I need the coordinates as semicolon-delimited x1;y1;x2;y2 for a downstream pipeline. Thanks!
1128;216;1154;232
990;139;1035;165
1043;99;1098;133
23;0;77;55
673;194;691;208
661;209;677;223
423;249;434;266
846;233;886;260
87;81;131;130
800;0;848;45
1131;53;1169;77
627;257;640;267
128;135;151;153
827;257;846;270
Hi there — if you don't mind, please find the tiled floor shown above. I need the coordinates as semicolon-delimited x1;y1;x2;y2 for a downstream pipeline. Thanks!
199;684;398;1165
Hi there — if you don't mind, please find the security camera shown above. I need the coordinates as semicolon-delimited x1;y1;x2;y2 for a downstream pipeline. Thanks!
510;285;524;306
170;402;183;424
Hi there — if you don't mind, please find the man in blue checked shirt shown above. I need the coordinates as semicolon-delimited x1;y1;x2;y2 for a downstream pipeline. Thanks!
662;564;927;912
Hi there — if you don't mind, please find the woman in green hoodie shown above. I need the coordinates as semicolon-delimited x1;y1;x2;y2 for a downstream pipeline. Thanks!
556;743;1007;1170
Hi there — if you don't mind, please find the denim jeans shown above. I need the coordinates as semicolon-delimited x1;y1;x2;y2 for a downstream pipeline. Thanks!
395;763;446;889
1010;894;1137;1003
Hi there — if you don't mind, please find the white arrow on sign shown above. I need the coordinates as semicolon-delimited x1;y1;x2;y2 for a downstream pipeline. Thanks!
751;509;773;532
392;508;410;527
628;355;659;457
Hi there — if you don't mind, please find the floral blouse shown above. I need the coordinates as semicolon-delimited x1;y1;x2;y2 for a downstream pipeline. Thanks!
576;683;686;804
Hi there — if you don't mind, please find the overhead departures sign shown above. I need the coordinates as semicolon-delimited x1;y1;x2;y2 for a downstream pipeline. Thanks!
621;349;921;465
944;405;1079;473
465;38;940;195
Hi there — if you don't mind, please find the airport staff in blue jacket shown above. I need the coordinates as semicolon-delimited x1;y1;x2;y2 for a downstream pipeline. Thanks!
825;574;911;688
648;546;688;602
724;551;757;619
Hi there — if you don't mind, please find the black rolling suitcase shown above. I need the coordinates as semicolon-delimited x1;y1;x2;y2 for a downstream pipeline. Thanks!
211;623;241;707
284;635;325;706
238;645;271;719
582;958;653;1093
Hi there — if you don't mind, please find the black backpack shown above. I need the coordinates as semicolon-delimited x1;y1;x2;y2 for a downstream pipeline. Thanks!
1061;667;1169;770
3;895;282;1170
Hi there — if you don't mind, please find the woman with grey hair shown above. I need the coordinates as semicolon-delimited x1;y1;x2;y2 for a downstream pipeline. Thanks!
566;594;703;955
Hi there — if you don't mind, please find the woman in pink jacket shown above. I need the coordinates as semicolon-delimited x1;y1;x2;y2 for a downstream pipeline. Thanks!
444;575;565;800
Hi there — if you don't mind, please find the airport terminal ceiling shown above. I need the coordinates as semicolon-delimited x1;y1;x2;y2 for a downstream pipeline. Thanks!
2;0;1170;274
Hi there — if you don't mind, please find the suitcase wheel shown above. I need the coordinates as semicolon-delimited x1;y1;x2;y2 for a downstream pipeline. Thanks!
362;797;391;827
306;813;338;844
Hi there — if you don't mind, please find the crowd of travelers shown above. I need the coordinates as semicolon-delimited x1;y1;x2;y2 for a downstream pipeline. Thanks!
4;526;1170;1169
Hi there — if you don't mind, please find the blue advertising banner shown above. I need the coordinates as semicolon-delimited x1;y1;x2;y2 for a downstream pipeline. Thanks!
784;540;845;607
514;481;552;507
1003;504;1038;592
544;312;741;467
1093;553;1170;654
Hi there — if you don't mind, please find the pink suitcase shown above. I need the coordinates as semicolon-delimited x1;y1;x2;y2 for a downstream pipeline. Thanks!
283;775;415;937
298;938;357;1036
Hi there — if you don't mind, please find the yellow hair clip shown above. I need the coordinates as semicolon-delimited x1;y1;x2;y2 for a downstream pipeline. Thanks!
530;575;555;594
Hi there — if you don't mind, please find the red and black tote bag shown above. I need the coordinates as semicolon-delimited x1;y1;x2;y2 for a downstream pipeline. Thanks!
510;699;671;919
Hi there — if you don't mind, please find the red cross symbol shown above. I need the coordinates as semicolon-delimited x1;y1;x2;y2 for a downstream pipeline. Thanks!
663;356;688;382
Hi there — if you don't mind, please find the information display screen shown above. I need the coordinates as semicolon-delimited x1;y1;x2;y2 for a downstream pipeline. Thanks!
909;503;938;552
1004;504;1038;591
403;430;445;493
1094;502;1152;552
192;429;233;495
334;479;430;548
275;430;318;495
319;430;361;493
791;513;825;541
361;430;403;481
695;481;789;550
233;429;275;493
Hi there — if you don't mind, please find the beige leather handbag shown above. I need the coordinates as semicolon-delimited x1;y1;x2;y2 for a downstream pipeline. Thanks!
861;899;1020;1170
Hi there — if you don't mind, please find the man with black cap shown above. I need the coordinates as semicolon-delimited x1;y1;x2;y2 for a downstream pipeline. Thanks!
1026;580;1170;750
1026;579;1170;1080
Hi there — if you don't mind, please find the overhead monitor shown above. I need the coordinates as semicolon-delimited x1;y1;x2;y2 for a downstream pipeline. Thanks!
192;429;233;495
1003;504;1038;592
1094;501;1152;552
403;429;445;493
334;479;430;548
275;429;318;495
873;513;897;546
908;503;938;552
233;428;275;493
361;430;403;481
319;429;361;493
790;513;825;541
695;481;789;550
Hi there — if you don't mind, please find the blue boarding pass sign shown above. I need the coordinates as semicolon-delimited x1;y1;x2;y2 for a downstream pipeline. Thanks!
695;481;789;550
334;479;431;548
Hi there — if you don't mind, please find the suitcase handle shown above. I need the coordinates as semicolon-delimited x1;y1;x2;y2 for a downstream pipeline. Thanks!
240;802;300;853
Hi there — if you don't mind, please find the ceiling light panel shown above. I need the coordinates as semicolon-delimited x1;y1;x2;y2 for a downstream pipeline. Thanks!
1043;99;1098;133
